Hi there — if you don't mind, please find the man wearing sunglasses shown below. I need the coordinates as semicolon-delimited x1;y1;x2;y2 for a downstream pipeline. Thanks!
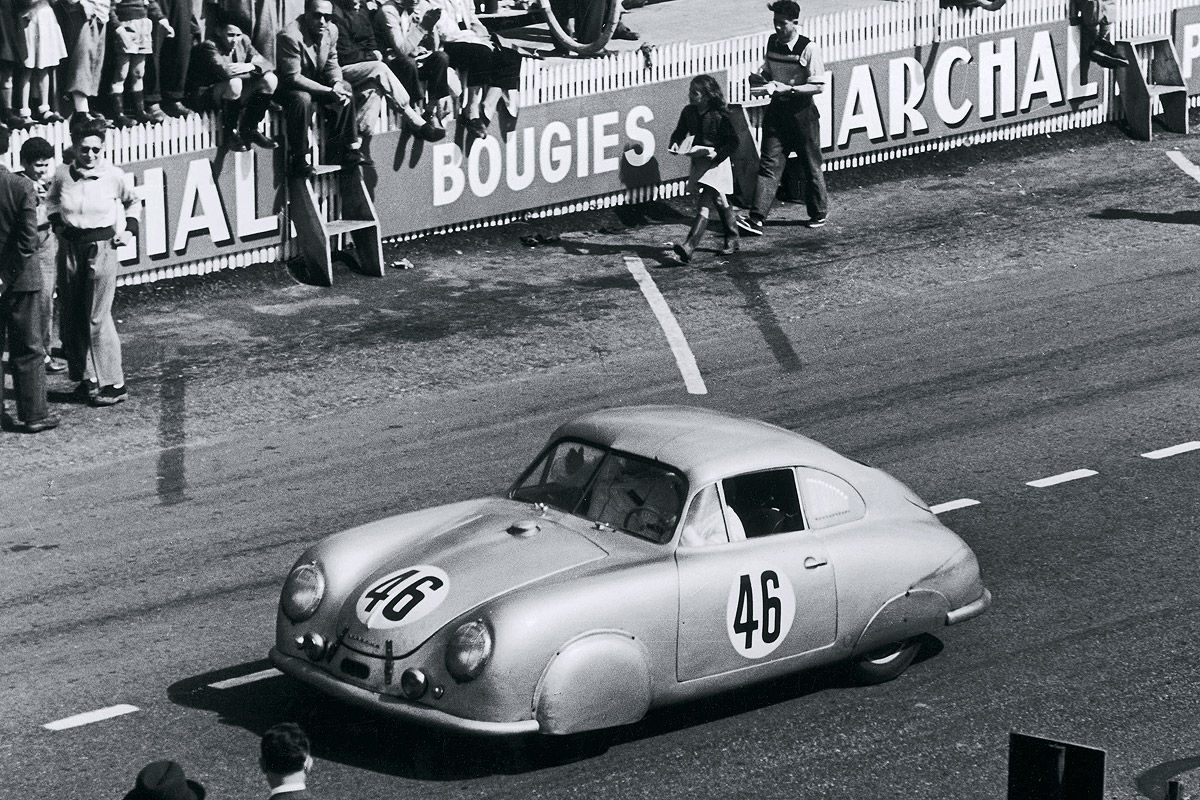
277;0;365;176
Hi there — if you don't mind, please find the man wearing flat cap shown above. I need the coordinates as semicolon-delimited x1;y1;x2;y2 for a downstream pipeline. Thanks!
123;760;206;800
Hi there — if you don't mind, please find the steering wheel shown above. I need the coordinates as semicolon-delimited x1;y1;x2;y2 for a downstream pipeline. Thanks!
624;506;666;536
539;0;621;55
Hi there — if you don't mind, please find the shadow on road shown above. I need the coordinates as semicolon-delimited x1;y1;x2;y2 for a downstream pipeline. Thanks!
1135;755;1200;799
1090;208;1200;226
167;636;943;780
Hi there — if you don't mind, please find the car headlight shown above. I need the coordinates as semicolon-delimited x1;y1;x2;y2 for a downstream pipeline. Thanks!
445;619;492;682
281;562;325;623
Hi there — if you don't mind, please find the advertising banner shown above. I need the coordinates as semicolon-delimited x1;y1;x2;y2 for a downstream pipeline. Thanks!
116;146;280;276
814;21;1102;156
368;74;702;237
1175;6;1200;94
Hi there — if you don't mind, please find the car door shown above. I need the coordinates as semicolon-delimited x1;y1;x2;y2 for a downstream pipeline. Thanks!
675;469;838;682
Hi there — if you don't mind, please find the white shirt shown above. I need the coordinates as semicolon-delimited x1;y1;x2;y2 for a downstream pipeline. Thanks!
269;780;307;796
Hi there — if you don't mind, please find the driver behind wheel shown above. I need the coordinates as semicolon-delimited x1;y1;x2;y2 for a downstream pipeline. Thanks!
585;455;683;540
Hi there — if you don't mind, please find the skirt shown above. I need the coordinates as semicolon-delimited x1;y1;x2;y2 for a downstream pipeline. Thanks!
21;0;68;69
688;156;734;196
112;16;154;55
0;0;24;64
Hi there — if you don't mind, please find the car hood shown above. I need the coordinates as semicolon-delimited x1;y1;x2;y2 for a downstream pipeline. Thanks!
331;498;608;658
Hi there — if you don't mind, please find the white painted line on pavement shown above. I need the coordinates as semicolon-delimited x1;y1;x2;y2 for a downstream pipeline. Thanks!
44;704;139;731
209;668;282;690
623;256;707;395
1167;150;1200;183
930;498;981;515
1142;441;1200;460
1026;469;1098;488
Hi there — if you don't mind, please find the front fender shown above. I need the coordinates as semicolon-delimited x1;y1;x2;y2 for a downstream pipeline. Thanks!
532;630;652;735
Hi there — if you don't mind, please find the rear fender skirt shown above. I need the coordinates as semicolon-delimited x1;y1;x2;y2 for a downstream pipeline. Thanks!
532;630;652;735
851;589;949;656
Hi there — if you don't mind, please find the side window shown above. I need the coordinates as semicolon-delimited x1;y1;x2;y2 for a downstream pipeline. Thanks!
796;468;866;528
721;469;804;538
679;485;729;547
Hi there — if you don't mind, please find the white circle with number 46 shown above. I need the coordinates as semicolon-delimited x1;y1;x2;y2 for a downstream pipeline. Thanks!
356;565;450;630
725;568;796;659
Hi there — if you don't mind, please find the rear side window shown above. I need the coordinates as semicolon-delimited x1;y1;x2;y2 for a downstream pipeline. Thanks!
721;469;804;538
796;468;866;528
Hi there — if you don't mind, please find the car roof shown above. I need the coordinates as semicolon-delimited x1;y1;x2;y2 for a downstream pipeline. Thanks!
548;405;859;488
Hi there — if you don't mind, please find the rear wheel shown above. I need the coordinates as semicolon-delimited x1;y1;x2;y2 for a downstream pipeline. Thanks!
849;639;919;685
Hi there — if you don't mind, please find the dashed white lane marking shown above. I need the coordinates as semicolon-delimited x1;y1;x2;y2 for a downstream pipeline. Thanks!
1026;469;1098;488
209;668;282;690
44;704;139;731
930;498;981;515
1167;151;1200;183
1142;441;1200;460
623;256;707;395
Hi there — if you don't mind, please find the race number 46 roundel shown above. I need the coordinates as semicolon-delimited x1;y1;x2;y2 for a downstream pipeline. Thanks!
725;568;796;659
356;565;450;630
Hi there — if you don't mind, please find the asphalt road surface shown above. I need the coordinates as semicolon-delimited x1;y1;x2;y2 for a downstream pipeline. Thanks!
2;117;1198;800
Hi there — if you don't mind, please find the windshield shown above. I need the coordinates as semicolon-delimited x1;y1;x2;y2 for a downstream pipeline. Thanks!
510;440;688;544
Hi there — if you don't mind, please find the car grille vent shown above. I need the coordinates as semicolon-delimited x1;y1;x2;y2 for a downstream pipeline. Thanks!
340;658;370;680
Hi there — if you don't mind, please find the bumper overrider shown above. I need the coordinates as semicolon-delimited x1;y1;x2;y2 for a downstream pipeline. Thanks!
269;648;540;736
945;588;992;625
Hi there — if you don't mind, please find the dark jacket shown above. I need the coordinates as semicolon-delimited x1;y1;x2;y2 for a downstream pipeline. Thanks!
187;35;274;91
669;104;739;167
0;166;39;294
277;16;346;93
331;3;380;65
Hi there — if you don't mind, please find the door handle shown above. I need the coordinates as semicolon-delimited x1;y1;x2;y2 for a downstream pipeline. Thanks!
803;556;828;569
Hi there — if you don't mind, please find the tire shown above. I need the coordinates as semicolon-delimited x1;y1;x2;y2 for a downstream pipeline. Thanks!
540;0;621;55
849;639;919;685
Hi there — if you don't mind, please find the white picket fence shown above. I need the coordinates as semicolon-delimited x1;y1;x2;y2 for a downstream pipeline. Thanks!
3;0;1196;283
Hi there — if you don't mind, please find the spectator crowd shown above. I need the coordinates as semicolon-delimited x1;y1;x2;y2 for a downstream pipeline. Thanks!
0;0;526;145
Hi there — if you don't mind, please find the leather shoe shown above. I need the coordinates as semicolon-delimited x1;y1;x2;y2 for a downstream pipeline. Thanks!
613;21;639;40
242;130;278;149
465;116;489;139
340;148;366;167
160;100;191;117
21;415;60;433
415;120;447;142
224;130;250;152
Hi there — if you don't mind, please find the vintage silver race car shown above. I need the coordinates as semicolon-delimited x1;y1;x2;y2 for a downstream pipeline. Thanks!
270;405;991;735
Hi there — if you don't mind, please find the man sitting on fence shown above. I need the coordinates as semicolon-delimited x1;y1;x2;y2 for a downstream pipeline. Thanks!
330;0;445;141
374;0;456;124
277;0;365;176
187;14;279;151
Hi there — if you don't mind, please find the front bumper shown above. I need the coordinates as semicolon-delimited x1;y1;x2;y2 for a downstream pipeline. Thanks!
269;648;541;736
945;588;992;625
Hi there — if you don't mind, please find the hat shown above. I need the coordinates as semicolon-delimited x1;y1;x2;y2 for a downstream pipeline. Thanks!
123;761;206;800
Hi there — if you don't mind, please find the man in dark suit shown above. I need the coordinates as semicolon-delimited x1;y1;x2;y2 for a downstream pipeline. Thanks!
0;127;58;434
261;722;316;798
276;0;364;176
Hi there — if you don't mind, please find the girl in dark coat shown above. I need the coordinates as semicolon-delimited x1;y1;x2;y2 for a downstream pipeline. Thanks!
668;73;740;263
